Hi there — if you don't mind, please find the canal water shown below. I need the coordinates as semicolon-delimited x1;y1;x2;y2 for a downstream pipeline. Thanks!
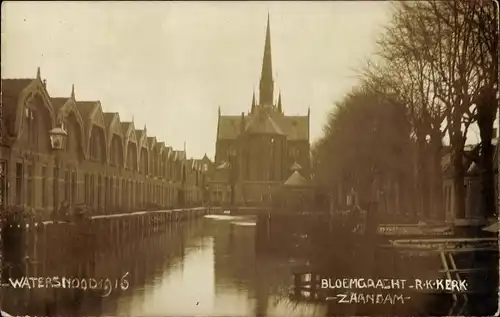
3;213;496;316
102;214;326;316
1;214;327;316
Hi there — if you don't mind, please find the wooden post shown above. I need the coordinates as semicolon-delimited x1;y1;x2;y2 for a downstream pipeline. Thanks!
294;273;301;299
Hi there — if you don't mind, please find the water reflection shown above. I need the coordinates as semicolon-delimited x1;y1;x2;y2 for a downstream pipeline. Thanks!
2;215;324;316
110;215;324;316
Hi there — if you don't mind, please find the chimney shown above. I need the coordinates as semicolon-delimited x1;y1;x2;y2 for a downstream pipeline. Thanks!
43;79;47;89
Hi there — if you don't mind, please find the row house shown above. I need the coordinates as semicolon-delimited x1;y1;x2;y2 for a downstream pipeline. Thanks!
0;68;206;218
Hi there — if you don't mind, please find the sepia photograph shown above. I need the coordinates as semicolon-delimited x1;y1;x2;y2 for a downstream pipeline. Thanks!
0;1;498;316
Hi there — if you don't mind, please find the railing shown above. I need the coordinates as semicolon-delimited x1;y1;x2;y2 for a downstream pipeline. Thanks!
291;237;498;316
0;210;209;316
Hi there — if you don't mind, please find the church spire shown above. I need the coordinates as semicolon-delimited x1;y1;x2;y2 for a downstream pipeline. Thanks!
259;13;274;107
277;91;282;113
251;90;256;113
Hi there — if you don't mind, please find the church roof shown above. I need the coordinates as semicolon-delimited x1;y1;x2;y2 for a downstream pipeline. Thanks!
284;170;310;187
245;111;284;135
217;113;308;140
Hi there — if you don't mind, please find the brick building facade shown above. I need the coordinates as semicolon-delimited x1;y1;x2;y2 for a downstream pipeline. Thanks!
0;69;206;218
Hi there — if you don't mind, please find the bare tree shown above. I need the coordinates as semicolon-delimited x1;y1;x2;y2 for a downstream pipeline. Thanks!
466;2;499;218
368;0;492;219
318;0;497;221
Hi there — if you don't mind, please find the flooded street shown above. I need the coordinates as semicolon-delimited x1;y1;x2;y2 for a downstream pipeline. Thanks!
3;212;496;317
1;214;325;316
104;214;325;317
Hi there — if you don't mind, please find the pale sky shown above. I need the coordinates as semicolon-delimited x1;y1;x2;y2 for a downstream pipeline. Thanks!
2;1;393;159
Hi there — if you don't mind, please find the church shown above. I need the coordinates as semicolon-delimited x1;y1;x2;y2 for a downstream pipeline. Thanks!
211;15;311;205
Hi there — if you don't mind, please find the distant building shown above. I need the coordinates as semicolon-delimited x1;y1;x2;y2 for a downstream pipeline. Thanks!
0;69;205;217
442;135;499;221
211;15;310;205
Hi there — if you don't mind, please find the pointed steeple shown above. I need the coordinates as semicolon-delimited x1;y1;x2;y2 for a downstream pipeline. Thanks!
240;112;246;133
36;67;41;79
277;91;282;113
259;13;274;107
71;84;75;99
251;90;256;113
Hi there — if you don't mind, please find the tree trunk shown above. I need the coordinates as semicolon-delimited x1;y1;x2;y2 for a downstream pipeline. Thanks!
477;103;497;219
430;136;444;220
416;134;430;219
452;146;466;219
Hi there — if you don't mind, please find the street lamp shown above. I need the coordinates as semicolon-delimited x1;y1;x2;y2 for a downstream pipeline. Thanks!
49;126;67;220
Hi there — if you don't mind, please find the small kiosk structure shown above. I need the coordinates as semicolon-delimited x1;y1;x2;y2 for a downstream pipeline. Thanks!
273;163;316;212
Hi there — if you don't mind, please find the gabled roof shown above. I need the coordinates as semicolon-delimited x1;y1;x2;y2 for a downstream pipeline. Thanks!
51;97;68;112
156;141;166;154
1;78;36;135
76;101;99;118
202;153;212;162
103;112;115;127
121;121;137;143
173;150;186;161
135;129;144;140
284;170;310;187
217;115;241;139
148;136;157;149
121;121;132;133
